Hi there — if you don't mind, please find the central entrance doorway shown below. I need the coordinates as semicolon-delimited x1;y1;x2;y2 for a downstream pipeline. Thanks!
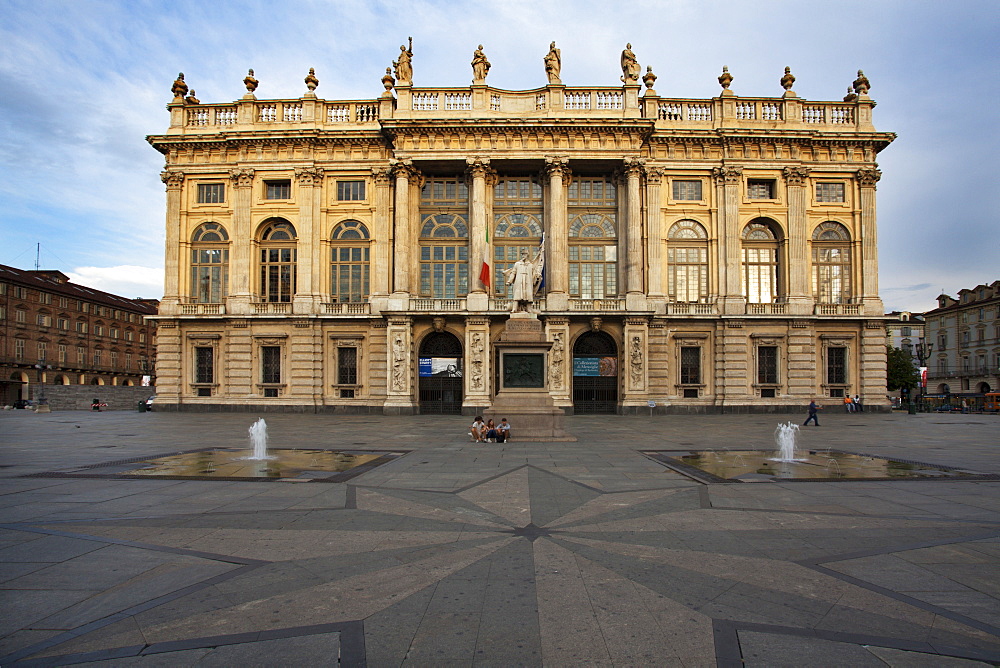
572;331;618;413
418;331;463;414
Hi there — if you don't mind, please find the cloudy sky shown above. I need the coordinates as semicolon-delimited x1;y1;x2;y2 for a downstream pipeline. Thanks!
1;0;996;311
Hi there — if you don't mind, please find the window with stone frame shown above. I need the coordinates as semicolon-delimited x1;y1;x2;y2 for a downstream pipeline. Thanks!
671;180;703;201
826;346;847;385
330;220;370;302
811;222;852;304
680;346;701;384
195;346;214;384
667;219;709;302
197;183;225;204
336;180;366;201
261;346;281;384
757;346;779;384
568;177;618;299
264;179;291;200
493;178;543;298
741;219;782;303
337;347;358;397
258;220;297;302
191;223;229;303
747;179;776;200
815;182;845;202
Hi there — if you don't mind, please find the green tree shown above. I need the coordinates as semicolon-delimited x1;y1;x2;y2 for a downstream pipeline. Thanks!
886;345;919;392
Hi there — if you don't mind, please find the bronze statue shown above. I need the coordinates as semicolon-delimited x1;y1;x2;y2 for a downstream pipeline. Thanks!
471;44;491;82
620;43;640;83
394;37;413;83
544;41;561;84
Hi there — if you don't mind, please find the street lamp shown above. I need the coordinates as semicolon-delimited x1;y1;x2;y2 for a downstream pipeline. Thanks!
913;339;934;412
33;358;52;413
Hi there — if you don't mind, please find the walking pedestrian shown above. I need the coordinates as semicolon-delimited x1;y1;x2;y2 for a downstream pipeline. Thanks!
804;399;822;426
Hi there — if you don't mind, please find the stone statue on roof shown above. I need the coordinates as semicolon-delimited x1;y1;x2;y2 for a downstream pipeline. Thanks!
621;43;640;83
471;45;491;82
394;37;413;83
544;42;561;84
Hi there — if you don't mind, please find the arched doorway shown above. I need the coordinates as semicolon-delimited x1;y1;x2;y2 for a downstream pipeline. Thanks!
573;331;618;413
419;331;463;414
978;382;992;394
7;372;28;403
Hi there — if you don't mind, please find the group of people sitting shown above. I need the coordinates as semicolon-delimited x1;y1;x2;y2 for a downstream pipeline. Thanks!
470;416;511;443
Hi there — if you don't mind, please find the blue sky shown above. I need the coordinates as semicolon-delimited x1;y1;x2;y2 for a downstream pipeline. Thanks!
1;0;997;311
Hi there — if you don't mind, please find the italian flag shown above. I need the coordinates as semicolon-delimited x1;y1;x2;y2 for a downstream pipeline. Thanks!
479;223;491;288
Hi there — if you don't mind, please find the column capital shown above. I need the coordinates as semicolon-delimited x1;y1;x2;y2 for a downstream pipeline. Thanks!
781;165;811;185
622;156;646;178
712;165;743;186
645;166;664;184
465;156;498;185
390;159;423;185
371;166;392;185
160;170;185;189
294;167;324;186
229;168;255;189
857;168;882;187
542;155;571;181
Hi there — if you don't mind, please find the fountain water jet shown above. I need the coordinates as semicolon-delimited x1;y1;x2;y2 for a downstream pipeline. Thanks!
773;422;802;462
247;418;273;460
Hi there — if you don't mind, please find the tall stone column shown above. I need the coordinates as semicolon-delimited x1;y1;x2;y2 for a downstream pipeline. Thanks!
383;316;417;414
390;160;421;302
544;316;571;407
159;170;184;316
465;157;497;311
543;156;570;310
228;168;255;314
712;166;745;314
645;168;664;301
294;167;324;313
857;169;883;315
622;317;650;409
623;157;646;309
783;166;812;314
370;167;392;312
463;316;491;411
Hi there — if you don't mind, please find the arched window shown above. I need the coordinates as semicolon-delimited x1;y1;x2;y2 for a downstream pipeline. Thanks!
191;222;229;303
258;219;297;302
568;177;617;299
667;219;709;303
330;220;370;303
812;221;852;304
419;213;468;298
494;212;543;298
742;218;783;303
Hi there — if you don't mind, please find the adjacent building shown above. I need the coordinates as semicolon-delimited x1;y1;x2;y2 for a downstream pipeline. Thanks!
0;264;158;404
923;281;1000;397
147;46;894;413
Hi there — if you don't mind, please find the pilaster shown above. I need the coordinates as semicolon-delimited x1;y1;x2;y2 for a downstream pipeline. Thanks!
463;316;491;409
293;167;324;313
713;166;746;314
622;317;650;406
370;167;393;311
466;157;497;300
159;170;185;316
544;316;571;406
783;166;812;314
390;160;421;301
857;168;883;315
227;168;255;314
623;158;645;301
383;316;417;414
645;168;664;300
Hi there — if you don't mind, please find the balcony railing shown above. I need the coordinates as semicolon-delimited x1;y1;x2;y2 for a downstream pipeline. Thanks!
666;302;717;315
180;303;225;315
252;302;291;314
322;302;371;315
747;303;786;315
815;303;861;316
569;298;625;311
409;298;465;311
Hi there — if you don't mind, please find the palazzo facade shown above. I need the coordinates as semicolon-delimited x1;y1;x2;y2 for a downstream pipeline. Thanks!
148;49;894;413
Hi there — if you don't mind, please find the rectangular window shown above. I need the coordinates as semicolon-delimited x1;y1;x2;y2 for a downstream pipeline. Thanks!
672;180;703;201
37;342;47;361
16;309;26;323
264;180;291;200
901;326;911;336
195;347;214;384
93;350;102;367
39;292;52;304
197;183;225;204
337;347;358;385
58;318;69;330
15;339;25;360
816;182;845;202
336;180;365;201
261;346;281;384
110;351;118;368
680;347;701;385
420;178;469;205
36;314;52;327
827;347;847;385
125;353;132;369
58;344;67;364
938;334;947;350
111;327;119;339
59;297;68;308
747;179;776;200
757;346;778;384
0;282;6;295
76;321;87;333
77;346;85;365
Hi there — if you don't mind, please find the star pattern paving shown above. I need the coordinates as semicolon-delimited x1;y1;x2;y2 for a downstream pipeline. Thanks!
2;465;999;666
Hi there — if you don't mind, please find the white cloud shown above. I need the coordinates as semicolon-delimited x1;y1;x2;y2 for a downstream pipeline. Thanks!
66;265;164;300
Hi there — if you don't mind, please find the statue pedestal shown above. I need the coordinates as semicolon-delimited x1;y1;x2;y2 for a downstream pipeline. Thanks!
484;315;575;441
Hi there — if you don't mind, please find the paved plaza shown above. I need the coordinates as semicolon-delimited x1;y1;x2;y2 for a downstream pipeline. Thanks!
0;409;998;666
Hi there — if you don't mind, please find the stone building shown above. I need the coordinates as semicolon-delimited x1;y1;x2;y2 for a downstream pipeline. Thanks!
0;264;158;405
147;47;894;413
924;281;1000;397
